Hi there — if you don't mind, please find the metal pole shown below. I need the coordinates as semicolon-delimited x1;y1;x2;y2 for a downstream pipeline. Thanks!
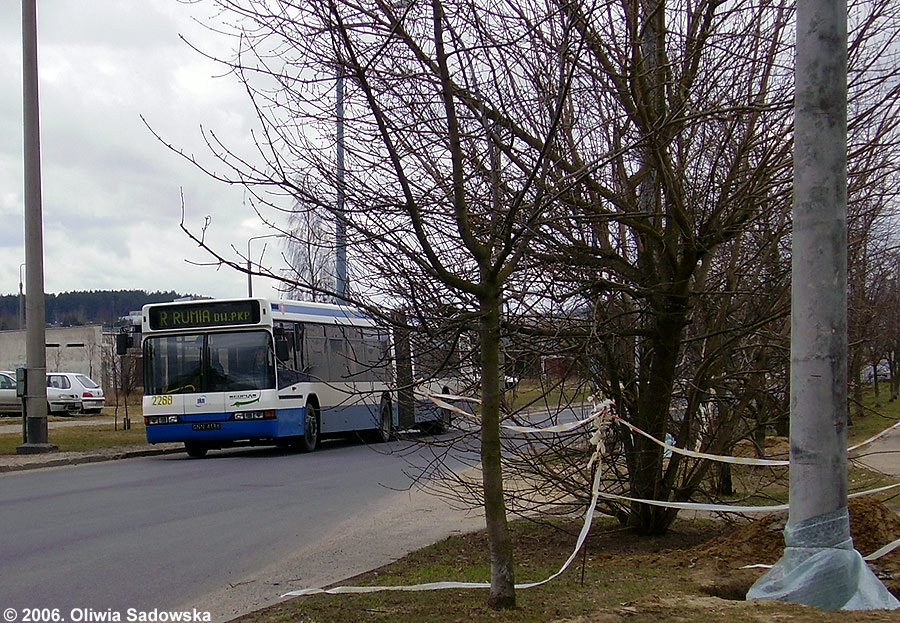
18;262;25;330
335;68;347;297
789;0;849;529
749;0;897;608
247;238;253;297
18;0;55;454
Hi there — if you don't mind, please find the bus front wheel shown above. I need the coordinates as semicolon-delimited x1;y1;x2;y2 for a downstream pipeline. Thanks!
184;442;209;458
297;402;319;453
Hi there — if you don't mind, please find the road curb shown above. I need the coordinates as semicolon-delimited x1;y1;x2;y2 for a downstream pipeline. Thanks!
0;444;184;473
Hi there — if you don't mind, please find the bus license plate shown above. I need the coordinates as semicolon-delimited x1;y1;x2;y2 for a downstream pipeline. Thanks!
192;423;221;431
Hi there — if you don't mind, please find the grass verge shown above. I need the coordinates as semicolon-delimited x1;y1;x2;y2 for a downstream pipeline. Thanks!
234;515;899;623
236;386;900;623
0;407;146;455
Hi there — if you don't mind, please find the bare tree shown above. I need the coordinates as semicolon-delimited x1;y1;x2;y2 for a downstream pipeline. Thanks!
165;0;900;600
495;0;899;535
280;205;336;302
170;0;587;608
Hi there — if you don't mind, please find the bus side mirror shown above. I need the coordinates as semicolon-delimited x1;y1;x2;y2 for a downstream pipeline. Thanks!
16;367;26;398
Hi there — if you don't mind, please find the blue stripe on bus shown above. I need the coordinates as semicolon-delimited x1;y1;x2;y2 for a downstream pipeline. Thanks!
146;409;305;443
145;403;380;444
270;302;369;320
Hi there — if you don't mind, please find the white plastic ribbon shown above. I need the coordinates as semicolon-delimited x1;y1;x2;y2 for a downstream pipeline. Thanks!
612;416;790;466
283;452;608;597
281;397;900;599
864;536;900;561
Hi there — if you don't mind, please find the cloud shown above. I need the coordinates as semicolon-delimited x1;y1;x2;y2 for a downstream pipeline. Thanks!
0;0;292;301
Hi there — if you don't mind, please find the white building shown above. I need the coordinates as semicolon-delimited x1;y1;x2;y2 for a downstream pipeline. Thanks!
0;326;104;381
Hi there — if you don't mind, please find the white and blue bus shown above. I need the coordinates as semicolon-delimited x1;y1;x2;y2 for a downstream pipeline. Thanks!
141;298;454;457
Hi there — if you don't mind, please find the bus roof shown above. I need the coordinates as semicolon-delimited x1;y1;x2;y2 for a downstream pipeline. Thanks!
141;297;377;333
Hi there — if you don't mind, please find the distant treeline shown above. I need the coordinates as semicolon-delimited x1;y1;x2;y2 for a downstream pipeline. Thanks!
0;290;195;330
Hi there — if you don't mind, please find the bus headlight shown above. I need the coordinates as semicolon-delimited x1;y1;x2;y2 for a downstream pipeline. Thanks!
145;415;180;425
233;410;276;420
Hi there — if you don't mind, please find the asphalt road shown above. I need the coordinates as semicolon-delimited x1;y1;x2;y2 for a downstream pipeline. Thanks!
0;437;484;622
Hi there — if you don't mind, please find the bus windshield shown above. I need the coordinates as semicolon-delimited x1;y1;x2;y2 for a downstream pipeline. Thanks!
144;330;275;394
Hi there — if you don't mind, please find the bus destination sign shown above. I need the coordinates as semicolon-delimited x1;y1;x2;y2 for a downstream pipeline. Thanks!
149;300;261;330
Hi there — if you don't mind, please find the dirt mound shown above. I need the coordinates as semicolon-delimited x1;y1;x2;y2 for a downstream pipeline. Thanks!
693;497;900;567
675;497;900;600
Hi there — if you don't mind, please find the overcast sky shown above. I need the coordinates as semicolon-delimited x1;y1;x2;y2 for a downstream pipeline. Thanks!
1;0;294;300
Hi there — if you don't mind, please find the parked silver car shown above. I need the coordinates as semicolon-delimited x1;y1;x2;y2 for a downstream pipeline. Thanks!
0;370;79;415
0;371;21;415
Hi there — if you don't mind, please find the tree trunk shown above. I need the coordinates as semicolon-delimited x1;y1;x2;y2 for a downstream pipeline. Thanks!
873;362;882;407
479;285;516;609
628;305;686;535
850;347;862;425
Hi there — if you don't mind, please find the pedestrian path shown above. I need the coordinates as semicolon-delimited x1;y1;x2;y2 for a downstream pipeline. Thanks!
0;415;116;435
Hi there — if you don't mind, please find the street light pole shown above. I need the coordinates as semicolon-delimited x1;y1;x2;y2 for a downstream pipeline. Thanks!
748;0;897;609
18;0;55;454
247;234;284;297
18;262;25;330
335;67;347;298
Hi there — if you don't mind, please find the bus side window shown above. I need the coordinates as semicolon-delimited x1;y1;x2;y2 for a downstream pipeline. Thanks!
370;329;392;383
275;321;304;388
304;324;327;381
342;326;365;380
326;325;349;381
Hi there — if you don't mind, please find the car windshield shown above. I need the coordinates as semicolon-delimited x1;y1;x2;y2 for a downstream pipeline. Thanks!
144;330;274;395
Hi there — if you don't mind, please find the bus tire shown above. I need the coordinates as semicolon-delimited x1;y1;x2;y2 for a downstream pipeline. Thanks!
297;401;320;453
422;414;449;435
437;406;451;434
422;388;451;435
374;397;392;443
184;442;208;458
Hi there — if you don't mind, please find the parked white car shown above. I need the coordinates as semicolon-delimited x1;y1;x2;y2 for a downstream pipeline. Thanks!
68;373;105;413
0;371;103;415
46;373;81;415
47;372;106;414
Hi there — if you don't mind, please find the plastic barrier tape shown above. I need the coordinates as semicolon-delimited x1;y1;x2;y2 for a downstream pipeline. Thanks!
849;418;900;454
283;452;607;597
281;398;900;598
612;416;790;466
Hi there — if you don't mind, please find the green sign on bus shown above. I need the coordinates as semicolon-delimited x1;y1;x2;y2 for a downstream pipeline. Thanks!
148;300;261;330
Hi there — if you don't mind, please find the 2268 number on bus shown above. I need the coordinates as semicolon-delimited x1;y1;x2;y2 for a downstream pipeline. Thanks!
151;395;174;406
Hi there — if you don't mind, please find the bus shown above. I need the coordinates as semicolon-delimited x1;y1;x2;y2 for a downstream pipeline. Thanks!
141;297;455;457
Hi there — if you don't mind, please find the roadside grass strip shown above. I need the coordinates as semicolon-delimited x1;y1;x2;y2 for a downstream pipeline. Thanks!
283;397;900;598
